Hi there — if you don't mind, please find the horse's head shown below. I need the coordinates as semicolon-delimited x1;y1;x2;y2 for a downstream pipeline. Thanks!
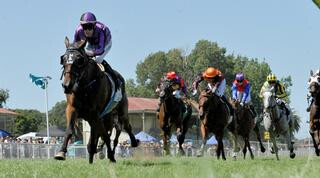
308;70;320;98
262;87;277;109
60;37;89;94
159;80;176;100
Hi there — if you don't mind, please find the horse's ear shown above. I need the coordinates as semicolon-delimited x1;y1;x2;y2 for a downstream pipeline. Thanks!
65;37;70;48
310;70;314;76
78;40;86;49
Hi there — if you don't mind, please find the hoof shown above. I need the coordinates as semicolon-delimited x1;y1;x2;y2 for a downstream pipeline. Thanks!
98;151;105;160
290;152;296;159
131;139;140;148
54;152;66;161
261;147;266;153
316;149;320;156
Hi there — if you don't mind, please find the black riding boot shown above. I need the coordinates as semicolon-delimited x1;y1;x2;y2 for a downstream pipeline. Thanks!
250;105;257;118
102;60;119;90
221;95;234;116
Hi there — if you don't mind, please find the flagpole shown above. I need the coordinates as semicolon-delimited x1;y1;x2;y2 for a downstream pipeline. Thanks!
44;76;51;159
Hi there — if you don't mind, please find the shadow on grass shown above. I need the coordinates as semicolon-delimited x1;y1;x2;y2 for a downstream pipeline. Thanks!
121;160;172;167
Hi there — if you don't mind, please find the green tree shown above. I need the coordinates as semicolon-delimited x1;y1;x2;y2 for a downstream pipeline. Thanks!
0;89;9;108
13;109;45;135
49;100;67;129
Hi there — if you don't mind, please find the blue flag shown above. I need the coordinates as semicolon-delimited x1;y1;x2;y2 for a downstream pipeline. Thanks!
29;74;47;89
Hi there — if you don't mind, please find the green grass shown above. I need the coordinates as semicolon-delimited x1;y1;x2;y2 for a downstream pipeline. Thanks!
0;156;319;178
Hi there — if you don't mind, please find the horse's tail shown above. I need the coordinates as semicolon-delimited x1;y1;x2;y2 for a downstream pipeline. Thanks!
289;114;301;134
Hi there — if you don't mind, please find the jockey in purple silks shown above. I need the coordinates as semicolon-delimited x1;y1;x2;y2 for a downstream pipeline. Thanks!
231;73;257;119
74;12;119;90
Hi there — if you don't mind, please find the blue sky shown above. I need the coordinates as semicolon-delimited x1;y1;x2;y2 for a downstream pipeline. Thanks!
0;0;319;139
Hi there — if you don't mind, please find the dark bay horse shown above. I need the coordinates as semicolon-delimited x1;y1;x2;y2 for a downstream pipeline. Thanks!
157;81;192;155
230;99;265;159
196;91;230;160
308;70;320;156
54;37;139;163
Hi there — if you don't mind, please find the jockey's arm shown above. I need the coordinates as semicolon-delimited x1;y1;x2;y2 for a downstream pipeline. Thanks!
276;83;288;99
242;83;250;103
259;82;268;98
231;83;237;100
93;30;106;56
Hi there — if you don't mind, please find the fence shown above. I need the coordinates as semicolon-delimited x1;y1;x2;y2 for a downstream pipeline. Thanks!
0;141;315;160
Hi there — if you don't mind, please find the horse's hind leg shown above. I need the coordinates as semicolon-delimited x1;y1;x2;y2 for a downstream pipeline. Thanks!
270;131;279;160
253;124;265;153
310;131;320;156
286;131;295;159
119;96;139;147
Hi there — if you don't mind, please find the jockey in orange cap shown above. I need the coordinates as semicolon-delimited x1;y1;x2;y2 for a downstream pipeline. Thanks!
192;67;234;121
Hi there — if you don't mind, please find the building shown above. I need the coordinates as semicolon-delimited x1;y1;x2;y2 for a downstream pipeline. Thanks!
0;108;18;134
82;97;159;144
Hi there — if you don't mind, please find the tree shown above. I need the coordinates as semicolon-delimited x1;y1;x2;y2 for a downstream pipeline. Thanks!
49;100;67;129
0;89;9;108
13;109;45;135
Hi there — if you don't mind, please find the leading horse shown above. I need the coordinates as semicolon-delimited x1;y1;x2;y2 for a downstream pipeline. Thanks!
261;87;299;160
308;70;320;156
54;37;139;163
157;80;192;155
196;91;231;160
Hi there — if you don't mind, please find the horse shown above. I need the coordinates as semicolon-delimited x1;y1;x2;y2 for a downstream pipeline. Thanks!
54;37;139;163
157;80;192;155
261;87;299;160
230;98;266;160
196;91;231;160
308;70;320;156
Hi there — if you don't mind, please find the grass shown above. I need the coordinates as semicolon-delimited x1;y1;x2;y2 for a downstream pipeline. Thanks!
0;155;319;178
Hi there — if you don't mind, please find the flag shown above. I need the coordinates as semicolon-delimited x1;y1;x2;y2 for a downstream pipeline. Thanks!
29;74;47;89
313;0;320;9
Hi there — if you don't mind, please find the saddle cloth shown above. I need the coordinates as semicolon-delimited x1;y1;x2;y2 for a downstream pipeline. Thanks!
98;64;122;118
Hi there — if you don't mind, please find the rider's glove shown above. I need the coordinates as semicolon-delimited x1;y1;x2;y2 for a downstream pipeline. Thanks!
240;102;244;107
192;89;198;96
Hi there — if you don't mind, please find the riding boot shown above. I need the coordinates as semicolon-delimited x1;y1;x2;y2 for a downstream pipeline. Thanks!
221;95;234;122
250;105;257;118
307;99;314;112
102;60;119;91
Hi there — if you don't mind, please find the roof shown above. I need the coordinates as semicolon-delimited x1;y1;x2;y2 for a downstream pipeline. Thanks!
0;108;18;116
128;97;158;111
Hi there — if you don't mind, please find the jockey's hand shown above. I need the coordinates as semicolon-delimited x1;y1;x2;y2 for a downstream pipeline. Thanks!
240;102;244;107
86;50;95;57
192;89;198;96
276;98;282;105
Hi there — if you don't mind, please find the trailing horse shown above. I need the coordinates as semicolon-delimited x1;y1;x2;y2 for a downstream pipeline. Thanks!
157;80;192;155
308;70;320;156
230;99;265;160
261;87;299;160
195;91;231;160
54;37;139;163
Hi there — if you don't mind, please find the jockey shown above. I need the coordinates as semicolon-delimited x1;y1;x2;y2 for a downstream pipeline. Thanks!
307;69;320;112
231;73;257;118
156;71;187;112
192;67;234;120
74;12;119;90
259;74;291;117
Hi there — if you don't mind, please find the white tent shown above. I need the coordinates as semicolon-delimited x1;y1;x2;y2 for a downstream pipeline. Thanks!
17;132;38;140
110;128;130;143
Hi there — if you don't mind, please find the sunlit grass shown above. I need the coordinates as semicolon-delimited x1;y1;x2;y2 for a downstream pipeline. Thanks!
0;156;319;178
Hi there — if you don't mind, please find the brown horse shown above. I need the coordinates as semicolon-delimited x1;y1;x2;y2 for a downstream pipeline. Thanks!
308;70;320;156
230;100;265;159
54;37;139;163
196;91;230;160
157;81;192;155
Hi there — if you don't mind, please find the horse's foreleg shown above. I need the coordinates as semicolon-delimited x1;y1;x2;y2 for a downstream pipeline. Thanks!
253;124;266;153
216;132;226;160
310;131;320;156
246;137;254;160
87;125;99;164
285;131;295;159
270;131;279;160
197;120;207;157
54;105;77;160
